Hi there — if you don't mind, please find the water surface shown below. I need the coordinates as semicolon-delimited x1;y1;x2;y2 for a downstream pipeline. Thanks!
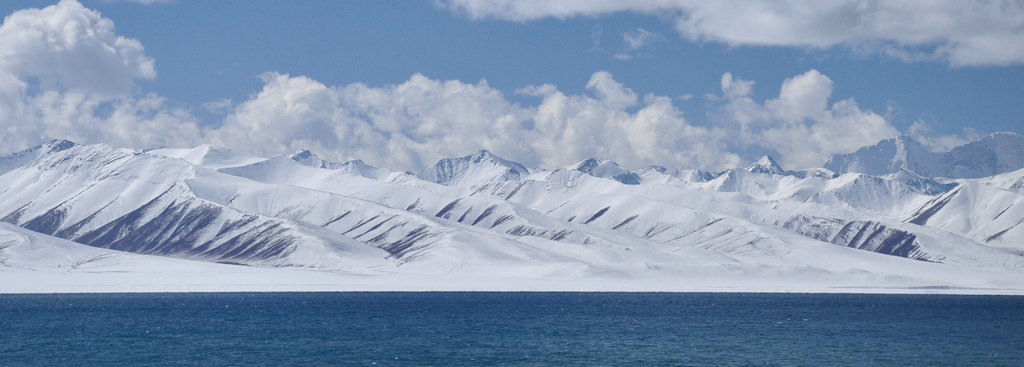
1;292;1021;366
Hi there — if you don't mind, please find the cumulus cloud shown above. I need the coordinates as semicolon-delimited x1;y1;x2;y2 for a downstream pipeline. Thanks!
210;72;534;170
714;69;898;168
209;71;739;171
0;1;740;171
0;1;913;173
0;0;200;154
0;0;155;97
439;0;1024;66
1;91;200;151
520;72;739;170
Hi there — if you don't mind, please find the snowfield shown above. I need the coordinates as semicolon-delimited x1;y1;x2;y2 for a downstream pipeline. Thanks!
4;134;1024;294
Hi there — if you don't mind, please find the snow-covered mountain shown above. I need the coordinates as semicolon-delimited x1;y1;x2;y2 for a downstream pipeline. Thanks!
4;133;1024;293
826;132;1024;178
746;155;787;176
417;149;529;186
572;158;641;184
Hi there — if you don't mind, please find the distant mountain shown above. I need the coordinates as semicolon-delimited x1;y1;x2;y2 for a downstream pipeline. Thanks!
417;150;528;186
289;149;347;170
148;144;265;170
0;141;392;269
572;158;640;184
825;132;1024;178
746;155;786;175
3;137;1024;293
288;150;410;182
0;139;76;175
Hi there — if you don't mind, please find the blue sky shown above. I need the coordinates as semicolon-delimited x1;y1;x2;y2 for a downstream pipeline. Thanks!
0;0;1022;171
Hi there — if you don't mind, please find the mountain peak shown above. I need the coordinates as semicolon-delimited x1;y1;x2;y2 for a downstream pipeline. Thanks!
289;149;347;170
572;158;605;173
746;155;785;175
146;144;264;170
470;149;495;161
345;158;368;167
291;149;315;159
469;149;526;170
572;158;640;185
417;150;528;186
0;140;79;175
43;139;77;153
826;132;1024;179
824;135;930;176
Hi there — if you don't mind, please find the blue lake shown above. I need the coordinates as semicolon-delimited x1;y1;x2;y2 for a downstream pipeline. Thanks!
1;292;1022;366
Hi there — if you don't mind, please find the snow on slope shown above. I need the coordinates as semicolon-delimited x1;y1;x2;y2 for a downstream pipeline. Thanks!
0;222;137;271
220;143;1020;271
572;158;641;184
825;135;934;176
0;142;394;270
746;155;786;175
0;139;76;175
214;147;1023;275
148;144;266;170
4;216;1024;294
480;166;1022;268
972;167;1024;194
905;181;1024;253
3;137;1024;293
287;149;414;182
217;155;683;272
417;150;529;186
0;222;405;293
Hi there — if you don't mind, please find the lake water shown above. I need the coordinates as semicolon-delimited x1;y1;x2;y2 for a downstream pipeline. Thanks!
1;292;1022;366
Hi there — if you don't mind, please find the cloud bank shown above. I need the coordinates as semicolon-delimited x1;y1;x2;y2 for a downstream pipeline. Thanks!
713;70;899;169
0;0;980;173
0;0;201;153
439;0;1024;67
209;71;738;171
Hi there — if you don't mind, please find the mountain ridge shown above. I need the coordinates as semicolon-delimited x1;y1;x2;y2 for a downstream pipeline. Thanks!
3;133;1024;293
825;132;1024;178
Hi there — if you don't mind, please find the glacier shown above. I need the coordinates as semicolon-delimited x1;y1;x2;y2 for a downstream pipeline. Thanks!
3;133;1024;294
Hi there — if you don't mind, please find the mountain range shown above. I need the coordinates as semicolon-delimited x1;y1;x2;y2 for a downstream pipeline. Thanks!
4;133;1024;293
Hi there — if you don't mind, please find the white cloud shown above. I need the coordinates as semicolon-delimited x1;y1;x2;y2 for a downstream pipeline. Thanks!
584;71;638;110
0;90;201;153
208;70;741;171
0;1;927;173
521;72;739;170
202;99;233;115
614;27;659;60
0;0;155;97
210;72;536;171
765;69;833;123
908;121;981;152
0;0;199;154
439;0;1024;66
720;72;754;100
714;70;898;168
624;28;657;50
590;24;603;48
